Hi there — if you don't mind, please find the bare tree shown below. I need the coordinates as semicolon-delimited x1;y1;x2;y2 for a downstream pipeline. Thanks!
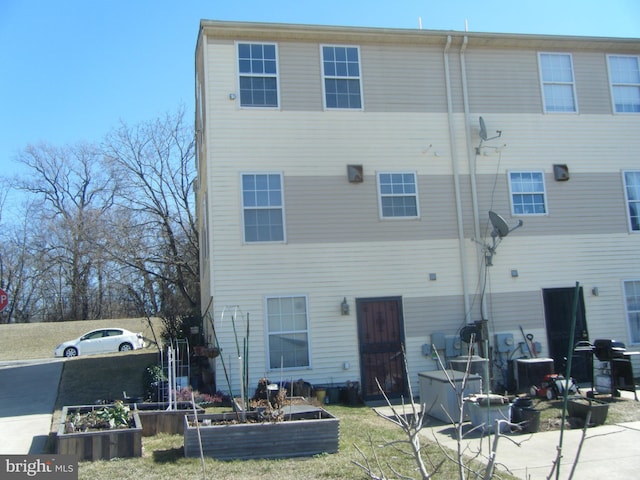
102;107;199;320
15;142;116;320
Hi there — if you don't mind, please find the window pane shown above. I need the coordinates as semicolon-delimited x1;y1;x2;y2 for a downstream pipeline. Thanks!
238;43;278;107
267;296;309;369
610;56;640;83
378;172;419;218
625;281;640;343
323;45;362;109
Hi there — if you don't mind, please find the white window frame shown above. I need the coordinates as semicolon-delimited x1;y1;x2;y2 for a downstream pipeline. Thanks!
240;172;286;243
623;170;640;232
320;44;364;110
607;55;640;113
538;52;578;113
623;280;640;345
376;172;420;219
236;42;280;109
508;171;548;216
265;295;311;370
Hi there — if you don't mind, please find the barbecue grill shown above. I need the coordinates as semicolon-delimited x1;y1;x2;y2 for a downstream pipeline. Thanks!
574;339;638;401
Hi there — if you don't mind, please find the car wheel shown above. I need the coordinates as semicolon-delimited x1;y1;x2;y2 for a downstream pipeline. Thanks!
119;343;133;352
64;347;78;357
546;389;556;400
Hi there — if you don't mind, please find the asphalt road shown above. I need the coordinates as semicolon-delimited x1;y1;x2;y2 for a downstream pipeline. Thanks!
0;359;64;454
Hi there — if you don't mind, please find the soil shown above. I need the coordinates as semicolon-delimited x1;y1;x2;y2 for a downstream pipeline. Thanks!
528;393;640;431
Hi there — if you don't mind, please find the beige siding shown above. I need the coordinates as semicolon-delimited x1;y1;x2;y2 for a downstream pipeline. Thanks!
197;23;640;395
465;49;542;113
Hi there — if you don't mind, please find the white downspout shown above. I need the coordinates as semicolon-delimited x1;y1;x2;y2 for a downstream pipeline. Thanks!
459;36;487;322
444;35;471;321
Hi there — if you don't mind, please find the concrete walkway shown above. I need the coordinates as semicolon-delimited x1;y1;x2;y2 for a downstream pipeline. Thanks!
375;390;640;480
0;359;64;454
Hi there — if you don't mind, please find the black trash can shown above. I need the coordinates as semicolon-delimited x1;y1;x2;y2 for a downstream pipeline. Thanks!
519;408;541;433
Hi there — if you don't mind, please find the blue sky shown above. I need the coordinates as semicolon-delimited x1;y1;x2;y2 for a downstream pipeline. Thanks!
1;0;639;205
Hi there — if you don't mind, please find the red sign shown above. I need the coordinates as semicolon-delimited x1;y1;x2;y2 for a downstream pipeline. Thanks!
0;288;7;312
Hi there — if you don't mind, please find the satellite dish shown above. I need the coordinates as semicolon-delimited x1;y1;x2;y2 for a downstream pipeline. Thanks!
489;211;523;239
478;116;502;142
479;116;488;141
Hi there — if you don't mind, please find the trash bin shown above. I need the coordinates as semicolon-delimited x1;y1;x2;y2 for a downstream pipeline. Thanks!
518;408;540;433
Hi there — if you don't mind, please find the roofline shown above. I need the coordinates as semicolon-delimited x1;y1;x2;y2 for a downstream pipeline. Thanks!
198;19;640;51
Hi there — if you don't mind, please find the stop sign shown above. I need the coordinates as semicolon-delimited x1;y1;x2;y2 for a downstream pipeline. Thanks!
0;288;7;312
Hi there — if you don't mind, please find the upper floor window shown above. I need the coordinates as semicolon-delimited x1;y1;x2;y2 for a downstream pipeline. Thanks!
608;55;640;113
238;43;278;107
623;280;640;344
377;172;419;218
623;170;640;231
266;295;310;369
241;173;285;242
538;53;577;113
321;45;363;109
509;171;547;215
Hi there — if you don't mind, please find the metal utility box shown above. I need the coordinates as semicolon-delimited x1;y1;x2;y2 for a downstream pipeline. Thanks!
516;358;554;393
418;370;482;423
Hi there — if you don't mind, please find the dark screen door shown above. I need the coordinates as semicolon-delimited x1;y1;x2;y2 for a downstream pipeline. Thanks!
543;287;591;383
357;297;407;401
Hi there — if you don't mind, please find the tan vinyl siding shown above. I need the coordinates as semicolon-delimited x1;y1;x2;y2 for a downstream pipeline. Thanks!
465;49;542;113
279;42;322;111
361;44;448;113
573;52;614;114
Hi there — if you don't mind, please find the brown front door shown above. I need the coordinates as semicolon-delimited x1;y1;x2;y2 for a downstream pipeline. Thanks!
357;297;407;401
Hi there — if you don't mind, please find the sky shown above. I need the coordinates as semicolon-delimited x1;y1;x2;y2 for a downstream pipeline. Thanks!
1;0;639;212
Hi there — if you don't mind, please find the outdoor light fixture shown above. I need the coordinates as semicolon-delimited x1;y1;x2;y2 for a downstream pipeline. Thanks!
341;297;350;315
511;269;519;278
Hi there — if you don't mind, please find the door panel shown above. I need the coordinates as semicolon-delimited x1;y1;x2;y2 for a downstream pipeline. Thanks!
357;297;407;400
543;287;591;383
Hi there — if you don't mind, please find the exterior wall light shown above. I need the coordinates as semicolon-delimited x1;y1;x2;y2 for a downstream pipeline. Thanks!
341;297;350;315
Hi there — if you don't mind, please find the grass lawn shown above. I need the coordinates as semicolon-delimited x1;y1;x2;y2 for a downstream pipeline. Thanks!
0;317;162;361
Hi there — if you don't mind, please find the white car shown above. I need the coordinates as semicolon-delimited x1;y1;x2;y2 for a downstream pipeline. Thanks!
54;328;146;357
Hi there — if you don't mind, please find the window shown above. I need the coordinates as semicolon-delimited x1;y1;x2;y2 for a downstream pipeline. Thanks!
539;53;577;112
624;281;640;344
266;296;310;369
608;55;640;113
377;172;419;218
509;171;547;215
623;171;640;231
237;43;278;107
321;45;362;109
241;173;285;242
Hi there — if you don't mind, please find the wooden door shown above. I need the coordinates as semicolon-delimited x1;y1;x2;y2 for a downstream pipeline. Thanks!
357;297;407;401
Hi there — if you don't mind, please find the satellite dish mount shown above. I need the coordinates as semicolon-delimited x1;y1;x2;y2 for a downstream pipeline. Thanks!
481;211;523;266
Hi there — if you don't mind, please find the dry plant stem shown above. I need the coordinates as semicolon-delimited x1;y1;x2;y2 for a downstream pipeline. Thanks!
190;391;206;480
567;410;591;480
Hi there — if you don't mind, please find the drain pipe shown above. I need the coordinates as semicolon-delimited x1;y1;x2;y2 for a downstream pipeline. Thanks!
444;35;471;321
459;36;487;322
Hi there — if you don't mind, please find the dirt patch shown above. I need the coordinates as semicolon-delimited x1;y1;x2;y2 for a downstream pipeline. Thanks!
531;394;640;431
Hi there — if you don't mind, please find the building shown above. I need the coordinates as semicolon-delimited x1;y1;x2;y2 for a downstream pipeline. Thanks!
194;20;640;401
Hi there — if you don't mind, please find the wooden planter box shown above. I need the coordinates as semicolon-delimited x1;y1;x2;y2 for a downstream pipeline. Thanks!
57;405;142;461
567;397;609;426
136;402;204;436
183;406;339;460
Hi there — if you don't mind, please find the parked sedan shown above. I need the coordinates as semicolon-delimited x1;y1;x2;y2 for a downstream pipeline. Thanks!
54;328;145;357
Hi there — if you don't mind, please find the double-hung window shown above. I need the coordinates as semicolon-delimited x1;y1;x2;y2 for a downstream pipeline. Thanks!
624;281;640;344
241;173;285;242
237;43;278;107
623;171;640;231
509;171;547;215
538;53;577;112
321;45;363;109
266;296;310;369
608;55;640;113
377;172;419;218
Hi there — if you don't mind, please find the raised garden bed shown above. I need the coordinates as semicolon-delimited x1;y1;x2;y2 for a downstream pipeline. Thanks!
567;397;609;426
57;404;142;461
136;401;204;436
183;405;339;460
